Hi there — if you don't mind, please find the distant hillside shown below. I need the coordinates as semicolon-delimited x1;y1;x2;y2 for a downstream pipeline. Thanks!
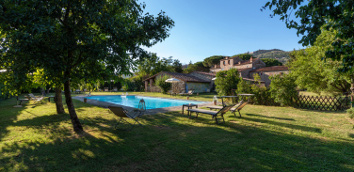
250;49;291;64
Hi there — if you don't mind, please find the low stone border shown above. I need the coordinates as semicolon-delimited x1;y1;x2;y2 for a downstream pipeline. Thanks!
73;95;213;115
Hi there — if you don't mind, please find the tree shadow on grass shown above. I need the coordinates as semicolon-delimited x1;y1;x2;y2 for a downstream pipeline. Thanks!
1;108;354;171
239;114;322;133
294;108;347;114
0;97;31;141
12;113;69;127
245;113;295;121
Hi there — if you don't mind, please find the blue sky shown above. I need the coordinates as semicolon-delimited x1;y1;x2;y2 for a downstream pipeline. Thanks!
142;0;304;64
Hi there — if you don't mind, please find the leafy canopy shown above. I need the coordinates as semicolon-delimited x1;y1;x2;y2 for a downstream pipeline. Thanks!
264;0;354;72
202;55;225;68
0;0;174;133
232;54;252;61
289;30;351;94
0;0;175;87
135;53;182;78
269;74;298;106
183;61;209;73
155;75;171;94
261;58;283;67
215;68;241;96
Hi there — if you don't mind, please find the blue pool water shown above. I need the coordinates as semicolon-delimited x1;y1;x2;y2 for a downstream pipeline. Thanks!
85;95;206;109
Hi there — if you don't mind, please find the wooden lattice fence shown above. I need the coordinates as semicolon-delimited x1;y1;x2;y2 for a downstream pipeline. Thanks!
293;95;351;111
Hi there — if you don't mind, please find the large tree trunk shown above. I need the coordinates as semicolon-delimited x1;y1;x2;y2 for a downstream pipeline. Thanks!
64;76;84;134
351;78;354;108
55;87;65;114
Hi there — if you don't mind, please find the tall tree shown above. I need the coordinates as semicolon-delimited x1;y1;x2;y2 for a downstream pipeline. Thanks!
135;53;176;77
215;68;241;96
171;59;183;73
263;0;354;101
261;58;283;67
232;54;252;60
202;55;224;68
183;61;209;73
289;30;351;94
0;1;174;133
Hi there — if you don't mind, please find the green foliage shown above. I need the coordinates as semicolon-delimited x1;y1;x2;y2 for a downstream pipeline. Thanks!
236;74;276;105
256;51;289;58
347;108;354;119
264;0;354;72
261;58;283;67
171;59;183;73
155;75;171;94
123;76;144;91
135;53;183;78
269;74;298;106
134;54;182;90
289;30;351;95
202;56;225;67
232;54;252;60
215;68;241;96
122;84;129;91
136;53;172;77
183;61;209;73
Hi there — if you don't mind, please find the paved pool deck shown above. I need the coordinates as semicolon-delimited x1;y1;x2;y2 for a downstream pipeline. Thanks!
73;95;214;115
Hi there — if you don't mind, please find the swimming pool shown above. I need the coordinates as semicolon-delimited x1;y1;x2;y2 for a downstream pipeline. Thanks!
85;95;206;109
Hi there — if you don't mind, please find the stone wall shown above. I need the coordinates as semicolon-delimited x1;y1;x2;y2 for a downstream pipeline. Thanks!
210;68;222;73
189;72;214;81
234;64;251;70
250;70;289;87
186;82;210;93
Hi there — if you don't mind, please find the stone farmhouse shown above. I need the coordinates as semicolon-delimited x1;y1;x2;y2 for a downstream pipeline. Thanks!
144;56;288;93
210;56;288;86
143;71;215;93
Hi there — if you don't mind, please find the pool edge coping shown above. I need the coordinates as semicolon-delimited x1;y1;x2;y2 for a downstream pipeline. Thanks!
73;95;214;115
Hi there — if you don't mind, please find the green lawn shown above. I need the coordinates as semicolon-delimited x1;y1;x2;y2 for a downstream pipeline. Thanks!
1;92;354;171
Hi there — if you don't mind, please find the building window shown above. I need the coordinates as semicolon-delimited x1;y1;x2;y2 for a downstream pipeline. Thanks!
223;61;225;65
228;60;230;65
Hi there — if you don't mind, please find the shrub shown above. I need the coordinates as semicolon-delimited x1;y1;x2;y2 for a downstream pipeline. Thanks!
155;75;171;94
236;74;277;105
122;84;129;91
347;108;354;119
215;68;241;96
120;76;144;92
269;73;298;106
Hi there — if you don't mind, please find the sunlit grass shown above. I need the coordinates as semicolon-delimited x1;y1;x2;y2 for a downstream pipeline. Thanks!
0;93;354;171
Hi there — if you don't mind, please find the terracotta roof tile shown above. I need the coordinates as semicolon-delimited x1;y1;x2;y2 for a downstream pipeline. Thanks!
237;68;252;72
233;58;260;66
190;71;216;77
143;71;210;83
250;66;288;72
242;78;265;83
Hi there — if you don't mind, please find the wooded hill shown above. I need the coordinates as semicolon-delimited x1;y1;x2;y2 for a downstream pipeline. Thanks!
250;49;291;64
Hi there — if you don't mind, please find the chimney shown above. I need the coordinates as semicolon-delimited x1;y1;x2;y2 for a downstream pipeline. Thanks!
250;56;253;62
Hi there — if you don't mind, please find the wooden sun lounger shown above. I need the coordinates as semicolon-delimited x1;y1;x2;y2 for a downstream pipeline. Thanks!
17;96;30;105
108;106;143;130
28;93;44;102
207;100;248;117
179;90;193;96
187;104;234;124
